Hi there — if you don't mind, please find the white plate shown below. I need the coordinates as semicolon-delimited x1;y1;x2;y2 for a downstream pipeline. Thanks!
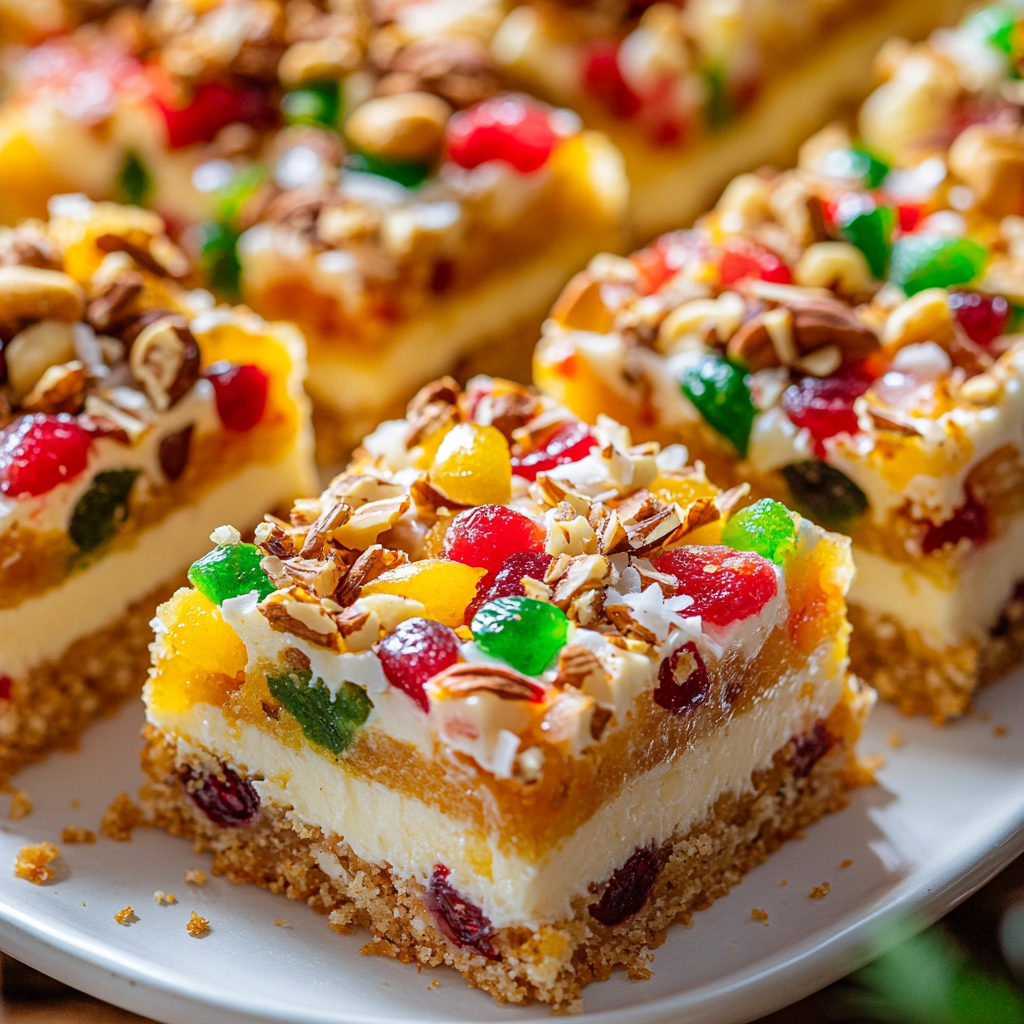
1;670;1023;1024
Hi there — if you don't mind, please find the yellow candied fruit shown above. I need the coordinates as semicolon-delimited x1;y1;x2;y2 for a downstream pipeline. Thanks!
164;590;248;679
0;128;71;224
649;473;718;507
361;559;486;628
412;421;454;470
429;423;511;506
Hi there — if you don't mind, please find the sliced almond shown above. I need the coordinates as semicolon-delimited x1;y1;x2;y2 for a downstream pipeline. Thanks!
331;496;411;550
0;266;84;328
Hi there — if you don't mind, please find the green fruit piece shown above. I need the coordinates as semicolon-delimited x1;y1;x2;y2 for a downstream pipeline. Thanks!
215;164;268;227
188;542;275;606
720;498;798;565
681;355;757;456
282;80;342;129
839;203;895;280
345;151;431;189
69;469;139;553
822;147;890;189
889;235;988;296
966;6;1018;55
195;220;242;298
702;64;734;130
471;597;570;676
781;460;868;530
266;669;372;754
116;151;152;207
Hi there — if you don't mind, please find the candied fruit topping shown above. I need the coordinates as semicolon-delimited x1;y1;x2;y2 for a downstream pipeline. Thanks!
835;198;895;281
425;865;498;958
69;469;138;553
471;596;569;676
207;363;270;433
780;461;868;531
188;542;275;606
581;40;641;120
0;415;92;498
589;848;661;926
790;721;837;778
156;81;277;150
163;590;247;683
444;505;546;576
921;494;989;554
467;550;554;622
718;238;792;287
719;498;797;565
889;235;988;296
821;147;890;188
681;355;756;456
781;372;871;457
653;641;710;715
655;546;779;626
949;291;1010;347
361;560;486;628
510;420;597;481
282;79;341;129
0;676;11;701
179;762;260;828
430;423;512;506
446;95;559;174
377;618;460;712
266;669;372;754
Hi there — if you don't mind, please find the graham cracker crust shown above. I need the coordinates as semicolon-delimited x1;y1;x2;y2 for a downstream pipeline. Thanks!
848;586;1024;723
140;722;862;1010
0;580;181;784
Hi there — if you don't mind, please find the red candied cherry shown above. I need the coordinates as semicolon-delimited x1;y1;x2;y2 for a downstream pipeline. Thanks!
653;545;779;627
425;864;498;958
376;618;459;712
444;505;546;576
921;494;988;554
446;95;559;174
589;847;661;926
654;641;710;716
897;202;924;233
719;238;792;287
466;550;554;623
180;762;260;828
206;363;269;432
0;415;92;498
631;230;707;295
581;40;641;120
155;80;277;150
0;675;11;701
510;420;597;481
948;291;1010;347
781;370;871;457
790;720;836;778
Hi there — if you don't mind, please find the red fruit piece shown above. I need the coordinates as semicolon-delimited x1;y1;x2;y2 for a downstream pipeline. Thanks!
790;720;836;778
446;95;559;174
0;675;11;701
180;763;260;827
589;847;661;926
948;291;1010;347
654;545;779;627
921;494;988;554
0;415;92;498
425;864;498;958
376;618;459;712
207;363;269;432
511;421;597;481
465;550;553;623
719;238;792;286
444;505;546;576
156;81;277;150
897;202;924;233
781;371;871;457
581;40;641;120
654;641;710;715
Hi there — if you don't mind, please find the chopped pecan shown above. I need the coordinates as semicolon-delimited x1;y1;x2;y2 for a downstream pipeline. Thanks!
554;645;605;691
263;551;346;599
259;587;342;651
589;503;628;554
129;316;200;410
409;375;460;417
334;544;409;605
374;35;499;110
86;272;144;332
300;498;353;558
21;361;87;415
549;555;612;608
95;234;181;278
430;664;545;702
406;399;457;449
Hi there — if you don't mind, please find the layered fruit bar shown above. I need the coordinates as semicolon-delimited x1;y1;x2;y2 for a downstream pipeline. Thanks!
0;0;627;454
141;375;871;1008
491;0;974;240
0;196;314;781
535;4;1024;720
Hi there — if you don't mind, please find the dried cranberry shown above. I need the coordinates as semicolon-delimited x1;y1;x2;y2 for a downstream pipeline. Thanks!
654;545;779;626
920;494;989;554
948;292;1010;347
158;424;194;482
589;847;661;926
654;641;710;715
180;763;260;827
156;81;277;150
719;238;792;287
444;505;546;576
0;415;92;498
446;95;559;174
425;864;498;958
376;618;459;712
0;675;11;701
466;550;553;622
207;363;269;432
790;721;836;778
781;371;871;457
511;421;596;481
581;40;641;120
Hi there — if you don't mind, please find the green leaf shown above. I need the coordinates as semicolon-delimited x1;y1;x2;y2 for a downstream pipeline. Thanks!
267;669;373;755
69;469;139;553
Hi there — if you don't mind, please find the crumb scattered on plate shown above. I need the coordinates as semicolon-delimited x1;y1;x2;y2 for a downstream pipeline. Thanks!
69;798;80;810
780;879;787;887
274;918;290;927
978;711;992;723
114;906;136;925
995;725;1008;737
185;868;207;886
61;826;96;844
154;891;177;905
841;859;853;869
809;883;831;900
9;789;32;820
186;911;209;937
888;731;904;749
750;908;769;925
100;793;142;842
14;842;59;884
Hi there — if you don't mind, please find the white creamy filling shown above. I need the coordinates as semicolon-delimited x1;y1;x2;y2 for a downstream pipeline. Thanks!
0;449;314;678
149;651;845;929
849;515;1024;645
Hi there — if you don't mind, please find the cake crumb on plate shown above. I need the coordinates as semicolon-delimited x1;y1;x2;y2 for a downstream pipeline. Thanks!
14;842;59;884
62;826;96;844
154;891;177;905
187;911;209;937
10;789;32;820
274;918;291;927
101;792;142;841
750;909;769;925
114;906;136;925
185;868;207;885
810;883;831;900
841;859;853;869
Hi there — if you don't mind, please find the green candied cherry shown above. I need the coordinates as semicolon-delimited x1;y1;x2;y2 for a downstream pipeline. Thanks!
836;200;895;281
889;235;988;296
266;669;372;755
471;597;570;677
345;151;431;190
781;460;868;531
69;469;139;553
115;151;152;207
821;147;890;189
701;64;734;130
681;354;757;457
965;5;1018;56
282;79;342;130
188;542;275;606
720;498;798;565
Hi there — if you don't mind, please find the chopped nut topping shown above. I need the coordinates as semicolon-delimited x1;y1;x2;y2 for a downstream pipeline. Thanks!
260;587;343;650
554;645;606;691
430;664;544;702
129;316;201;411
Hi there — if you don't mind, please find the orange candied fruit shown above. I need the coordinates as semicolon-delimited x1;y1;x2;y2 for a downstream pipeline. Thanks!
361;559;486;628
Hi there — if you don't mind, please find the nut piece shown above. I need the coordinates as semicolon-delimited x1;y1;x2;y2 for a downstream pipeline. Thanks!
794;242;874;297
21;360;87;414
345;92;452;163
430;663;544;702
0;266;84;329
280;38;363;87
554;645;605;691
129;316;201;410
260;587;342;651
4;320;78;402
948;124;1024;219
